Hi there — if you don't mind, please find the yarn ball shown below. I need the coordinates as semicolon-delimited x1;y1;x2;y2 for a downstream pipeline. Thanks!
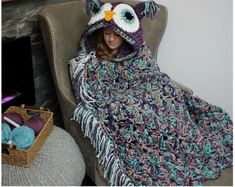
24;115;45;136
2;123;11;144
11;126;35;149
2;113;24;129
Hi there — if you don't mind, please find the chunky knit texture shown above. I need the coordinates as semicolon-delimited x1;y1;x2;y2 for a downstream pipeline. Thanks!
70;1;232;186
2;126;85;186
71;45;232;186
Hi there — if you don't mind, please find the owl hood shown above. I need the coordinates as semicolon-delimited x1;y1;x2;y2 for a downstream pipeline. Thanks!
80;0;160;58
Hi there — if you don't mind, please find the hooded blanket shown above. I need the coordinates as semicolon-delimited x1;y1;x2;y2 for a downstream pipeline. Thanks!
70;0;233;186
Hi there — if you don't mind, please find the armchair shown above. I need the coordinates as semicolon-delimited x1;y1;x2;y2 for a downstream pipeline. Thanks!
38;1;231;185
38;1;168;184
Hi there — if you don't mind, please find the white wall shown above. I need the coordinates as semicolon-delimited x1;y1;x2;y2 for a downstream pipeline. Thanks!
156;0;233;119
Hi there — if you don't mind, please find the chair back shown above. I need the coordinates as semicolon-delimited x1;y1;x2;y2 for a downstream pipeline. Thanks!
39;0;167;100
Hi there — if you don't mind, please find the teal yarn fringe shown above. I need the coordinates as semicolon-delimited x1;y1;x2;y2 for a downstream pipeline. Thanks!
85;0;101;16
142;0;160;18
72;52;134;186
73;104;134;186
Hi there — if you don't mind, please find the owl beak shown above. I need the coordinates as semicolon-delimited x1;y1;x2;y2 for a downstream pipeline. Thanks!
104;10;116;21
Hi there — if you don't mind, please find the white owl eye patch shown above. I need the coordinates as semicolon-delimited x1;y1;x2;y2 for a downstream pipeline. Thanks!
112;4;140;33
88;3;140;33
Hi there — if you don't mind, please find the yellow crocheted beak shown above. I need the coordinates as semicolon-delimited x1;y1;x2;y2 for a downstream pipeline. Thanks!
104;10;116;21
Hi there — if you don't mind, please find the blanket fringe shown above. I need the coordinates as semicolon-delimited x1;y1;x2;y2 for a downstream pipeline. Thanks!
73;104;134;186
72;57;134;186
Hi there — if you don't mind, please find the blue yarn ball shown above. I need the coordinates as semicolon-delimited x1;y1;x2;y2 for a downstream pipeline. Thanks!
2;123;11;144
11;126;35;149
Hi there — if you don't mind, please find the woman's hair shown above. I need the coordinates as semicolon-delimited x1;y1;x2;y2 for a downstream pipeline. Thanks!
96;29;116;60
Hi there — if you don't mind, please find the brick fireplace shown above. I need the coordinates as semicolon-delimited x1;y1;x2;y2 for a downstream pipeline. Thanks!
2;0;76;127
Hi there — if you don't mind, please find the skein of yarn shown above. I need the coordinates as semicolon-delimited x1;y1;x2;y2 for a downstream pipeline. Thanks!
24;115;45;136
3;116;35;150
2;123;11;144
11;126;35;149
2;113;24;129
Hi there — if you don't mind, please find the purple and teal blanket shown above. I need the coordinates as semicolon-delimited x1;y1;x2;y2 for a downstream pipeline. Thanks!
71;45;232;186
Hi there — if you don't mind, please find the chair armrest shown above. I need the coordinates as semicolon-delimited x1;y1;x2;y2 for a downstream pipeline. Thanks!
172;79;193;94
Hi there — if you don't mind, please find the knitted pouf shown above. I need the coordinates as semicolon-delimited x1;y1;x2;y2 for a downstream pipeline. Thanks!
2;126;86;186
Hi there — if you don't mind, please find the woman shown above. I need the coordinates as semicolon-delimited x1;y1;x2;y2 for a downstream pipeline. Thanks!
96;28;125;60
70;0;233;186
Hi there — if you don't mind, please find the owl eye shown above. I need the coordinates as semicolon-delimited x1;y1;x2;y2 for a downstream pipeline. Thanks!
88;3;112;25
121;9;135;24
113;4;139;33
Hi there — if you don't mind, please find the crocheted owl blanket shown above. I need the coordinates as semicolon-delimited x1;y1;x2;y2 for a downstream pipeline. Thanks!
71;44;233;186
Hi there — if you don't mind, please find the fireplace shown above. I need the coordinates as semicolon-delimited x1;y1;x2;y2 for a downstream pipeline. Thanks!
1;0;75;127
2;36;35;112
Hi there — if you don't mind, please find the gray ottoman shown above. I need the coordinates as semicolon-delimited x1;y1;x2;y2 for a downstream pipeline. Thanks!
2;126;85;186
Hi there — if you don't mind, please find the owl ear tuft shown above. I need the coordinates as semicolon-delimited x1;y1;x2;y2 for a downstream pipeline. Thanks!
134;0;160;20
85;0;102;16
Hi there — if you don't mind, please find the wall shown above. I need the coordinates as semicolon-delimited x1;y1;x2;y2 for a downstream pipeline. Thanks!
156;0;233;118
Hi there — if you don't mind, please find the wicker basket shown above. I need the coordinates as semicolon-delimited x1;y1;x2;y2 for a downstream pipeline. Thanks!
2;105;54;167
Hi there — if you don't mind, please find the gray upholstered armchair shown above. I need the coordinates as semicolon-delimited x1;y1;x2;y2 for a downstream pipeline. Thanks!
38;1;232;185
38;1;168;185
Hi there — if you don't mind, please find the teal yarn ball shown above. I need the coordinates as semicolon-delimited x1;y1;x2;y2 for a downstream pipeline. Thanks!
2;123;11;144
11;126;35;149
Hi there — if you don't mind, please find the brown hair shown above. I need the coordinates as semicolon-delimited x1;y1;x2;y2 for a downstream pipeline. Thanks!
96;29;116;60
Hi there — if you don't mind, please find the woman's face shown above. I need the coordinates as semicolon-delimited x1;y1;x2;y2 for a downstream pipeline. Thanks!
103;28;124;52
